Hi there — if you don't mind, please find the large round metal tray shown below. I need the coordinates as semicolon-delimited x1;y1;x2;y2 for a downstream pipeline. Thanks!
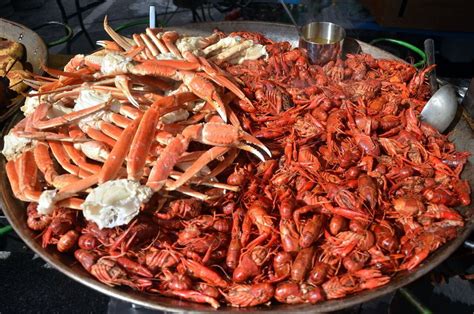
1;21;473;313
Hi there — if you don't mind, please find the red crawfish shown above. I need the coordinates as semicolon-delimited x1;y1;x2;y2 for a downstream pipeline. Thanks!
257;159;279;183
400;224;457;270
291;246;315;282
185;214;231;233
116;256;153;278
299;214;324;248
78;234;99;250
342;251;370;272
233;244;273;283
352;131;381;157
451;179;471;206
226;208;243;270
270;251;292;282
349;219;369;232
90;258;152;290
42;207;76;248
308;261;330;286
275;281;325;304
241;200;275;249
322;269;390;299
279;219;300;253
278;189;296;219
357;174;379;210
423;186;459;206
391;196;425;217
329;215;348;235
227;166;248;186
145;247;180;273
74;249;98;272
155;199;202;220
372;221;399;253
423;204;463;222
57;230;79;252
193;282;220;299
223;283;274;307
26;203;51;231
178;230;228;254
158;289;220;309
159;268;193;290
81;220;153;254
321;230;375;261
180;258;228;288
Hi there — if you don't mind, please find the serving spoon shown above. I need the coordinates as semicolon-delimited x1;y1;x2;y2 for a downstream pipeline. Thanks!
420;39;458;133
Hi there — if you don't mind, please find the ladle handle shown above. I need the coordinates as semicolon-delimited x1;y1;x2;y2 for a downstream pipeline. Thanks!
278;0;301;36
424;39;438;94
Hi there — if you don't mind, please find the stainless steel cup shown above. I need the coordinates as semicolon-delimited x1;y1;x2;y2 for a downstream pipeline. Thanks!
299;22;346;65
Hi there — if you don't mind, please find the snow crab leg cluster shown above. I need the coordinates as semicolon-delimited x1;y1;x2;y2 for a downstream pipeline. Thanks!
3;17;270;225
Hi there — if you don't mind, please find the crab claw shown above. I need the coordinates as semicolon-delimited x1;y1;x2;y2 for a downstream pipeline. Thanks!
236;144;265;162
103;16;133;51
197;55;254;111
115;75;140;108
147;122;270;193
181;71;227;123
96;40;122;51
239;131;272;158
165;146;230;191
182;122;270;159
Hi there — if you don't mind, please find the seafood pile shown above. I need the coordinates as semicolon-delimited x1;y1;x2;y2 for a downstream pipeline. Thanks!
1;19;470;308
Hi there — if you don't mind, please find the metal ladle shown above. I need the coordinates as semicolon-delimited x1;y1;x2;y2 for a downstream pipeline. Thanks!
420;39;458;133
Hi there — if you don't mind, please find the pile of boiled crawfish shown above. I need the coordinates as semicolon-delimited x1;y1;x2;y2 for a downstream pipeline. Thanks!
3;19;471;308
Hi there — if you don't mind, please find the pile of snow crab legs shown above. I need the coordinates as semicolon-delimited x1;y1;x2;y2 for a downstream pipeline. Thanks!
1;17;471;308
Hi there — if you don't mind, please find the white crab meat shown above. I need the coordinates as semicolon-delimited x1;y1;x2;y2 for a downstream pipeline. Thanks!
74;141;110;162
176;36;206;55
155;52;180;60
74;89;121;131
99;52;132;75
203;36;242;56
161;109;189;124
230;44;268;64
48;101;73;118
188;100;207;113
1;132;34;161
21;96;41;116
82;179;153;229
37;189;58;215
23;96;73;121
203;36;267;64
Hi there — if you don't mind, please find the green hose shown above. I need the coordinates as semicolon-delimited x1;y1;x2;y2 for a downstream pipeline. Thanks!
0;225;13;237
399;287;433;314
370;38;427;68
33;21;74;48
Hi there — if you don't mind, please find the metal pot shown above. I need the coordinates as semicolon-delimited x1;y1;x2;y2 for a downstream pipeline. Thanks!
299;21;346;65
